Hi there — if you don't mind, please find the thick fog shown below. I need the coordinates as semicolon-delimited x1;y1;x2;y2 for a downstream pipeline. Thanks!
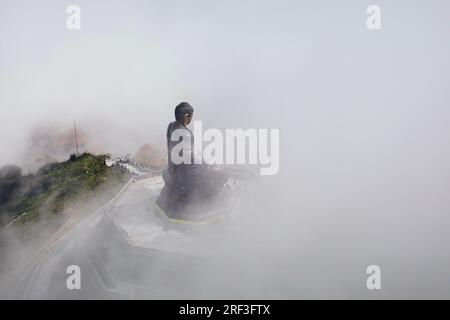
1;0;450;298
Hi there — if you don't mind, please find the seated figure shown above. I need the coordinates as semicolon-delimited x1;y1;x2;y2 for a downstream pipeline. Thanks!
156;102;228;219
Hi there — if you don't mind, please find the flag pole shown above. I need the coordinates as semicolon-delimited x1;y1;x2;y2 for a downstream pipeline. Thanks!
74;120;79;157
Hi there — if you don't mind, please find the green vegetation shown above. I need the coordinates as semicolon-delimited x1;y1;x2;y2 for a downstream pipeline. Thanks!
0;153;131;227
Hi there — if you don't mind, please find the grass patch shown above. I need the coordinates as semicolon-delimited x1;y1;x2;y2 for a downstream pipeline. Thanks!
0;153;131;227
